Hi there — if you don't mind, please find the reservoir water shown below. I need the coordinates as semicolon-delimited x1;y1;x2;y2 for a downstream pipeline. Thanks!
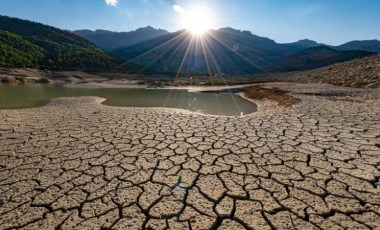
0;85;257;116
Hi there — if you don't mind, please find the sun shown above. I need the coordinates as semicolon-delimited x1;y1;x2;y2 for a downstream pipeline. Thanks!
181;7;215;36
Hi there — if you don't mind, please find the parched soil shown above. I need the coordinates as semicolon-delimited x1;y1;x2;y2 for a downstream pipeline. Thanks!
0;83;380;229
275;54;380;89
244;85;301;106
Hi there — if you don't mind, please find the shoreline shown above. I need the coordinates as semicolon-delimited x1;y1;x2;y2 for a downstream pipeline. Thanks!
0;81;259;117
2;80;380;116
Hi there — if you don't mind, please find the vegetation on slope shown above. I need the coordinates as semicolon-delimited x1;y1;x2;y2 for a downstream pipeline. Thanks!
0;15;117;71
0;30;44;68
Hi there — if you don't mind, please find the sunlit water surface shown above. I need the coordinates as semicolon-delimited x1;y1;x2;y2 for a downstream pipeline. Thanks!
0;85;257;116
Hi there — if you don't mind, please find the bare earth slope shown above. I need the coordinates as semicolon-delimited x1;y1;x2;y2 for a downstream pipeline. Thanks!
281;54;380;88
1;83;379;229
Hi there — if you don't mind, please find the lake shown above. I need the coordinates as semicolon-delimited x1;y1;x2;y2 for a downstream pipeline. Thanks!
0;85;257;116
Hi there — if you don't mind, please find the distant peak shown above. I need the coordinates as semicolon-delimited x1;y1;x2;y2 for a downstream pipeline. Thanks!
135;26;167;33
217;27;275;43
285;39;320;49
94;29;112;33
296;39;318;44
135;26;154;31
217;27;255;37
342;39;380;44
217;27;242;33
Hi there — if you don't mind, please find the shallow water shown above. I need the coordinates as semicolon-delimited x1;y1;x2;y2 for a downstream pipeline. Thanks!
0;84;257;116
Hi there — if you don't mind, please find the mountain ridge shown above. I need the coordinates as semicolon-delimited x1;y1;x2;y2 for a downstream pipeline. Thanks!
106;28;376;74
72;26;379;74
284;39;321;49
73;27;169;51
110;29;301;75
335;39;380;53
74;26;380;53
1;14;378;75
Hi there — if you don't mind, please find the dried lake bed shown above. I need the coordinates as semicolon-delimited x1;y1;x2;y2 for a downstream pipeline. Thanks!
0;82;379;229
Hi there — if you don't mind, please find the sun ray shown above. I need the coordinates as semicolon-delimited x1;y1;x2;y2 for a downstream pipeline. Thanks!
207;32;268;72
202;35;223;74
201;36;242;114
131;32;187;62
136;32;189;71
174;35;196;83
200;37;223;113
163;34;195;107
159;34;194;75
114;31;188;70
199;38;212;78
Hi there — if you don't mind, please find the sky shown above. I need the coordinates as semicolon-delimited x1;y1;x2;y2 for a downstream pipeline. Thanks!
0;0;379;45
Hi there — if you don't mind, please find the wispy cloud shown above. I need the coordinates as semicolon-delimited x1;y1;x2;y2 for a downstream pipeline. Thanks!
105;0;118;6
173;4;186;14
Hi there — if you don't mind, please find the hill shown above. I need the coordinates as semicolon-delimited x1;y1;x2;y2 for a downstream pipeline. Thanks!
0;15;118;70
0;30;45;68
271;54;380;88
269;46;374;72
73;27;169;51
284;39;320;49
335;40;380;53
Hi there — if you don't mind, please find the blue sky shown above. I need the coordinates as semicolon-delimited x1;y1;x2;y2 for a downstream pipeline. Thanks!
0;0;379;45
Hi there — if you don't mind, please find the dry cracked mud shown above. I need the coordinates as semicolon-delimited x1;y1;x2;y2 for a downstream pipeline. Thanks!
0;83;380;229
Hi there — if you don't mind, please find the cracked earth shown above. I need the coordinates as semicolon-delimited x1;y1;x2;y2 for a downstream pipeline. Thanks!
0;83;380;229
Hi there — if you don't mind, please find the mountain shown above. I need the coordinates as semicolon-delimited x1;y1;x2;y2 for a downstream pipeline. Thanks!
335;40;380;53
285;39;380;53
0;15;118;70
284;39;380;53
110;28;306;75
1;15;378;75
284;39;320;49
269;46;375;72
73;27;169;51
109;28;376;75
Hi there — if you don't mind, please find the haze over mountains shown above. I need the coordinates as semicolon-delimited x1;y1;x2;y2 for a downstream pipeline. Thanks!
0;15;379;75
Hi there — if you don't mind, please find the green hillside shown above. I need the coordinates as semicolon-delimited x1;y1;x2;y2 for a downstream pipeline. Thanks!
0;30;44;68
0;15;117;71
